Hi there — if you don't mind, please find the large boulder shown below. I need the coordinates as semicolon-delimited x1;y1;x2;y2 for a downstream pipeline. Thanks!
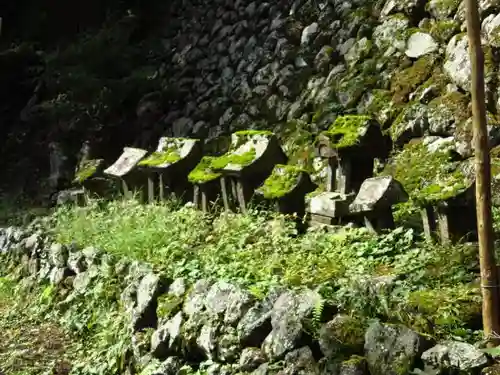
364;321;434;375
421;341;489;373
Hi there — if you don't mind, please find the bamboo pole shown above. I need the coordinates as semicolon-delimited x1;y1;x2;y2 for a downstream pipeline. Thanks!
465;0;500;345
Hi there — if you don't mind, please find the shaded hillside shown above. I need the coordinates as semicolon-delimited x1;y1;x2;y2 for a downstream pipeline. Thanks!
3;0;500;207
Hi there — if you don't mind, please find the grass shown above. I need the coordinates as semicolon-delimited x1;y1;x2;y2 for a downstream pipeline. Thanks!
0;277;72;375
50;196;484;340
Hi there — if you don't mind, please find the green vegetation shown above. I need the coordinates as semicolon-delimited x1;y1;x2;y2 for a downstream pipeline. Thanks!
382;140;471;205
74;159;103;183
321;115;374;149
188;157;222;184
260;164;306;199
138;150;181;167
208;130;274;170
391;55;437;104
210;149;256;170
49;197;485;340
0;261;131;375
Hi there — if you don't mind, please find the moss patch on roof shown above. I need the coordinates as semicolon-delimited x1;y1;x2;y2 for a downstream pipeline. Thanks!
381;140;471;205
321;115;374;149
138;150;181;167
188;157;222;184
260;164;306;199
73;159;103;183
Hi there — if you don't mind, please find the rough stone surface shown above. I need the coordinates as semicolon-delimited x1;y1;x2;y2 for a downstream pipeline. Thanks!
364;321;434;375
405;33;438;58
421;341;489;372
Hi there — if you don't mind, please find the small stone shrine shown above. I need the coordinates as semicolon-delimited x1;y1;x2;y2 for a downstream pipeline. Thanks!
137;137;202;202
73;159;110;197
419;161;477;244
103;147;148;200
257;164;317;219
307;115;393;229
349;176;409;234
210;131;288;212
188;156;222;212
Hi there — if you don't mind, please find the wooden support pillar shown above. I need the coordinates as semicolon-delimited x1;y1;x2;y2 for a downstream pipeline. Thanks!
337;159;352;194
122;180;131;199
326;158;337;192
420;205;437;241
436;206;451;244
221;177;230;211
193;185;200;208
236;179;248;213
201;190;209;212
147;175;155;203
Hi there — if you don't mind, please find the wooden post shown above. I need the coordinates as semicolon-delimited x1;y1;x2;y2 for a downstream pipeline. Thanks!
466;0;500;345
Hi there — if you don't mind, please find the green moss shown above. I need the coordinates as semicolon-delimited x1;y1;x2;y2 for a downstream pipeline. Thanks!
209;131;274;171
391;55;437;104
188;157;222;184
407;284;481;335
426;0;461;19
365;89;403;127
342;355;366;366
421;19;460;43
74;159;103;183
321;115;374;149
138;150;181;167
382;140;471;205
323;315;367;356
210;149;256;170
157;293;184;319
428;91;470;127
260;165;306;199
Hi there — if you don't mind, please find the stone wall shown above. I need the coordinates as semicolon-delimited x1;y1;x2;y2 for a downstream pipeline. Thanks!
155;0;500;162
1;225;498;375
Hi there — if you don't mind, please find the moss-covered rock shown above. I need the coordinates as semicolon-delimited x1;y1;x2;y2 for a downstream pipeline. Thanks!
318;315;367;358
427;91;470;135
362;89;403;127
188;157;222;184
382;140;471;205
259;164;306;199
321;115;376;149
426;0;461;20
336;72;378;109
390;102;429;146
391;55;438;104
420;18;460;43
345;37;373;68
373;14;411;54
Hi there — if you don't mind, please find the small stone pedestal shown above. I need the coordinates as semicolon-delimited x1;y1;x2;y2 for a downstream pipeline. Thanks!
188;157;222;213
137;137;202;203
257;164;317;219
348;176;409;234
103;147;148;201
211;131;287;213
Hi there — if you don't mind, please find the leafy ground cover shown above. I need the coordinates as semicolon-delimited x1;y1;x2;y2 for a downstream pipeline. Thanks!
50;197;484;340
1;196;499;374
